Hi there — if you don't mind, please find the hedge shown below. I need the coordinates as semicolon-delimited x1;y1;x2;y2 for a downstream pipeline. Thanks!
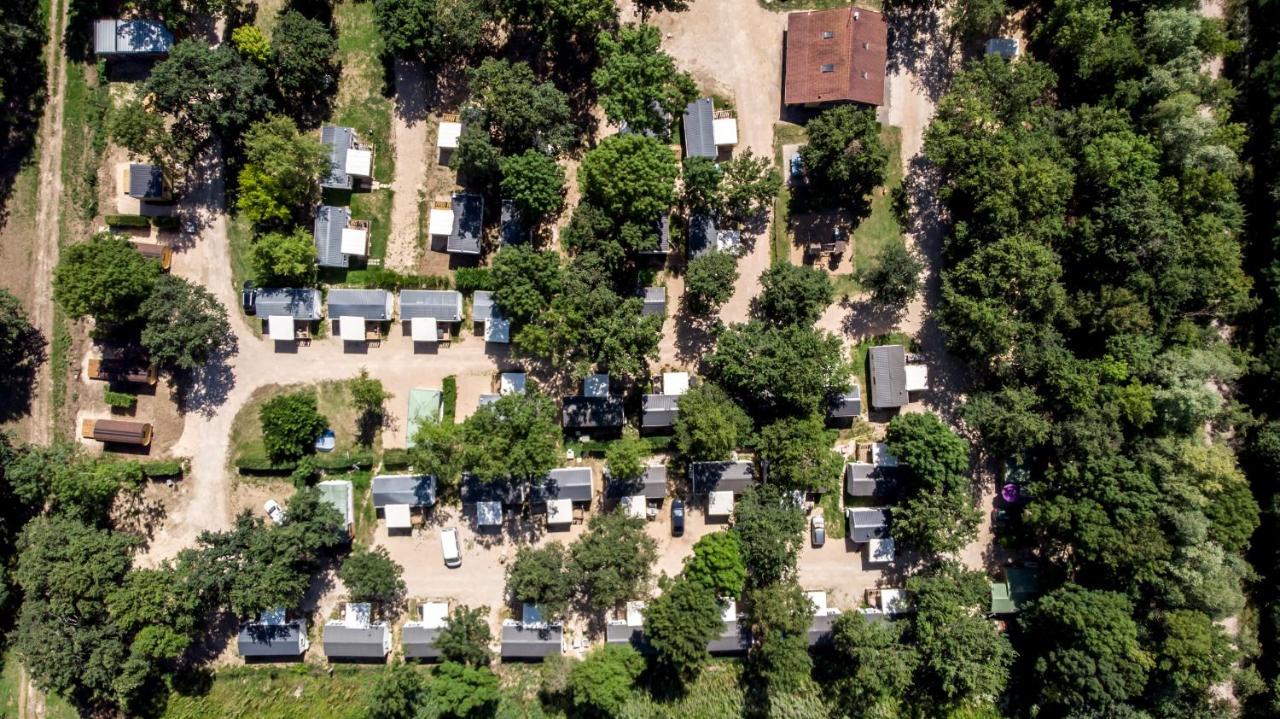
453;267;492;293
442;376;457;423
103;390;137;410
140;459;185;478
356;269;451;291
236;449;375;475
152;215;180;230
105;214;150;228
381;448;411;471
566;435;674;457
313;450;375;471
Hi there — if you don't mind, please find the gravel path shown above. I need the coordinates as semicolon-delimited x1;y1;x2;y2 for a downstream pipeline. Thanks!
385;59;430;272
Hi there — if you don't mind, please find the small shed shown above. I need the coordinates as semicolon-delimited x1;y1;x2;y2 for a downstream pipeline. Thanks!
327;288;392;321
546;498;574;526
436;120;462;155
664;372;691;395
237;610;309;660
447;193;484;255
500;372;526;395
317;480;354;531
411;317;438;343
371;475;437;509
869;344;908;409
255;288;323;321
428;206;454;238
642;286;666;316
707;490;735;517
847;507;890;543
82;419;152;447
484;317;511;343
620;495;646;519
267;314;297;341
338;316;365;342
94;19;173;56
126;163;168;201
384;504;412;531
400;290;464;323
583;374;610;398
561;397;625;431
827;383;863;423
905;362;929;393
403;601;449;661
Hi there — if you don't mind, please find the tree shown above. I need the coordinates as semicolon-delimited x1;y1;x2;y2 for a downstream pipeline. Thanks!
231;24;270;63
683;251;738;315
756;263;834;327
1020;585;1153;713
0;289;45;419
251;228;316;286
719;150;782;222
949;0;1007;42
830;611;917;713
755;415;843;493
145;40;273;142
798;105;888;208
960;386;1051;456
1151;609;1234;711
644;576;724;682
461;392;560;482
434;605;492;666
409;420;465;489
570;511;657;611
569;644;643;716
16;517;138;620
53;234;159;325
491;245;563;323
507;543;575;619
681;156;722;211
107;100;169;161
578;133;679;224
499;150;566;219
706;321;852;417
732;485;805;587
107;564;204;640
426;662;500;718
672;382;753;460
858;242;923;311
605;435;647;482
364;663;426;719
451;125;502;185
745;583;814;694
270;10;337;122
338;546;405;606
465;59;576;153
885;413;979;554
236;115;329;225
349;369;393;444
375;0;492;63
259;391;329;463
593;24;697;136
682;530;745;598
139;275;234;372
497;0;617;45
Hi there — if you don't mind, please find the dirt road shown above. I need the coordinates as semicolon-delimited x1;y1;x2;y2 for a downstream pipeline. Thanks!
27;0;72;445
385;59;429;272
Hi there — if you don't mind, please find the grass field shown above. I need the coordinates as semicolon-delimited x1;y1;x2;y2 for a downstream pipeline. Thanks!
333;1;394;184
771;122;807;265
229;380;367;466
0;652;79;719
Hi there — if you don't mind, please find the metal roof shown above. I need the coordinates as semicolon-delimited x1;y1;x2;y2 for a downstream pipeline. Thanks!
827;386;862;419
641;394;679;428
561;397;625;429
535;467;594;502
501;623;563;659
402;626;442;660
322;624;389;658
127;163;166;200
313;205;351;268
637;214;671;255
327;288;391;320
707;620;750;655
90;420;150;445
473;291;494;321
320;125;355;189
848;507;890;543
447;193;484;254
869;344;908;409
605;465;667;500
237;620;308;657
690;461;755;495
317;480;353;527
682;98;717;159
400;290;463;321
642;286;666;316
371;474;436;508
844;462;897;498
94;20;172;55
255;288;323;320
500;199;529;245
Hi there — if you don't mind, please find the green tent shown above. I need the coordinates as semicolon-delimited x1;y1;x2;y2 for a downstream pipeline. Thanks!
989;566;1040;615
406;389;443;449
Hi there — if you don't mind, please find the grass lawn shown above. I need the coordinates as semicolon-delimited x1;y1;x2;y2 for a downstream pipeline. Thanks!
818;491;847;539
771;122;808;265
229;212;255;294
0;652;79;719
229;380;369;467
333;0;394;184
351;188;392;260
851;332;916;412
835;125;904;297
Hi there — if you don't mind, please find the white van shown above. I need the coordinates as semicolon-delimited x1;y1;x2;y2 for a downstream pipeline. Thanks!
441;527;461;568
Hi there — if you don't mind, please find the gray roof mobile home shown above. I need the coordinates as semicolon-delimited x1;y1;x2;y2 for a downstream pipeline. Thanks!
641;394;679;429
447;193;484;254
500;623;563;660
94;20;172;55
371;474;437;508
322;624;390;659
399;290;464;322
682;98;717;159
642;286;666;316
605;465;667;500
535;467;594;502
313;205;352;268
844;462;897;498
254;288;323;321
690;461;755;495
237;617;308;659
126;163;167;200
327;288;392;320
320;125;356;190
869;345;908;409
848;507;890;543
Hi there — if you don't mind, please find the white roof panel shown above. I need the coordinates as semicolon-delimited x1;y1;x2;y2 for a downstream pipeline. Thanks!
411;316;438;342
437;121;462;148
807;590;829;613
867;537;896;565
339;316;365;342
905;363;929;392
708;490;734;517
385;504;411;529
340;228;368;256
419;602;449;628
583;374;610;398
477;500;502;526
429;208;454;237
713;117;738;146
547;498;573;525
267;315;295;340
345;149;372;177
485;318;510;343
500;372;527;395
663;372;690;396
622;495;646;519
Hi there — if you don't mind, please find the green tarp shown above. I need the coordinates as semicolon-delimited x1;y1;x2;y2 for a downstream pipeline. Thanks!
406;389;443;449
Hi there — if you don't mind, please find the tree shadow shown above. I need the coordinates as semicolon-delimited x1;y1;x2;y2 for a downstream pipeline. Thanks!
883;0;957;103
173;344;239;418
0;322;46;422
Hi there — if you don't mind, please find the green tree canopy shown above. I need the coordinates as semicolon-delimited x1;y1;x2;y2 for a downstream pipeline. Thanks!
643;576;724;683
499;150;567;219
427;661;500;718
364;663;426;719
338;546;405;607
578;133;678;225
461;391;560;482
570;510;657;611
885;413;979;554
259;390;329;463
829;611;917;713
605;435;647;482
568;644;644;716
744;582;815;695
408;420;465;489
145;40;273;142
732;485;806;587
252;228;317;286
507;543;575;619
0;289;45;419
107;100;170;162
858;242;923;312
705;321;852;417
434;605;493;666
592;24;697;136
53;233;159;325
682;530;746;599
491;245;564;323
237;115;329;225
270;10;337;122
681;156;722;211
139;275;234;373
375;0;493;63
673;382;753;461
683;251;739;316
798;105;889;208
719;150;782;223
756;262;835;327
755;415;843;493
465;59;576;153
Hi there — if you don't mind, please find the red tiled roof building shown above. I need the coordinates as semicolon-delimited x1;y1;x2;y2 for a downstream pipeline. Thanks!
784;7;888;107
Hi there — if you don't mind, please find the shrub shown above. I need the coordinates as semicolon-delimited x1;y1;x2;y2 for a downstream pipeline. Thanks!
358;269;451;291
139;460;184;478
103;390;137;411
381;448;411;471
259;391;328;463
453;267;492;293
313;450;376;471
104;214;150;228
234;453;297;474
442;376;458;423
151;215;180;230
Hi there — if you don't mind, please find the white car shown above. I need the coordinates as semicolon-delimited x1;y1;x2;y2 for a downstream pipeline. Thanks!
264;499;284;524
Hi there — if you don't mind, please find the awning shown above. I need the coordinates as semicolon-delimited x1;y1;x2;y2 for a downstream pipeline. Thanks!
905;363;929;392
547;498;573;526
429;208;454;237
708;490;734;517
485;318;510;343
713;117;738;146
385;503;411;529
437;121;462;149
622;495;646;519
663;372;690;396
477;501;502;526
345;149;372;177
341;227;368;256
867;537;896;565
411;316;438;342
267;315;294;341
500;372;526;395
339;316;365;342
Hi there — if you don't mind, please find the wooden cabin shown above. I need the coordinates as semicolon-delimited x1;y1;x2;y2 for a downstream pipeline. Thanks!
132;242;173;271
87;358;158;386
82;419;153;447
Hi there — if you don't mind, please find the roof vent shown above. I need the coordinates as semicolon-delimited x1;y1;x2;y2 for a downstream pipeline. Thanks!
820;64;835;73
822;30;834;39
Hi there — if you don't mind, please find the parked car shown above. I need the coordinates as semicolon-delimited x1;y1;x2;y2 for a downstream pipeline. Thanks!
241;281;256;315
810;514;826;547
441;527;461;568
264;499;284;524
671;500;685;536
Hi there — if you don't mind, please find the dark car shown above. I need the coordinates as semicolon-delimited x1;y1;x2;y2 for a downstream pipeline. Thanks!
241;281;256;315
671;500;685;536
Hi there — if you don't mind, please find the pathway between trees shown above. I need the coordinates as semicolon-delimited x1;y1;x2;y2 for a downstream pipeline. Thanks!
384;59;430;272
